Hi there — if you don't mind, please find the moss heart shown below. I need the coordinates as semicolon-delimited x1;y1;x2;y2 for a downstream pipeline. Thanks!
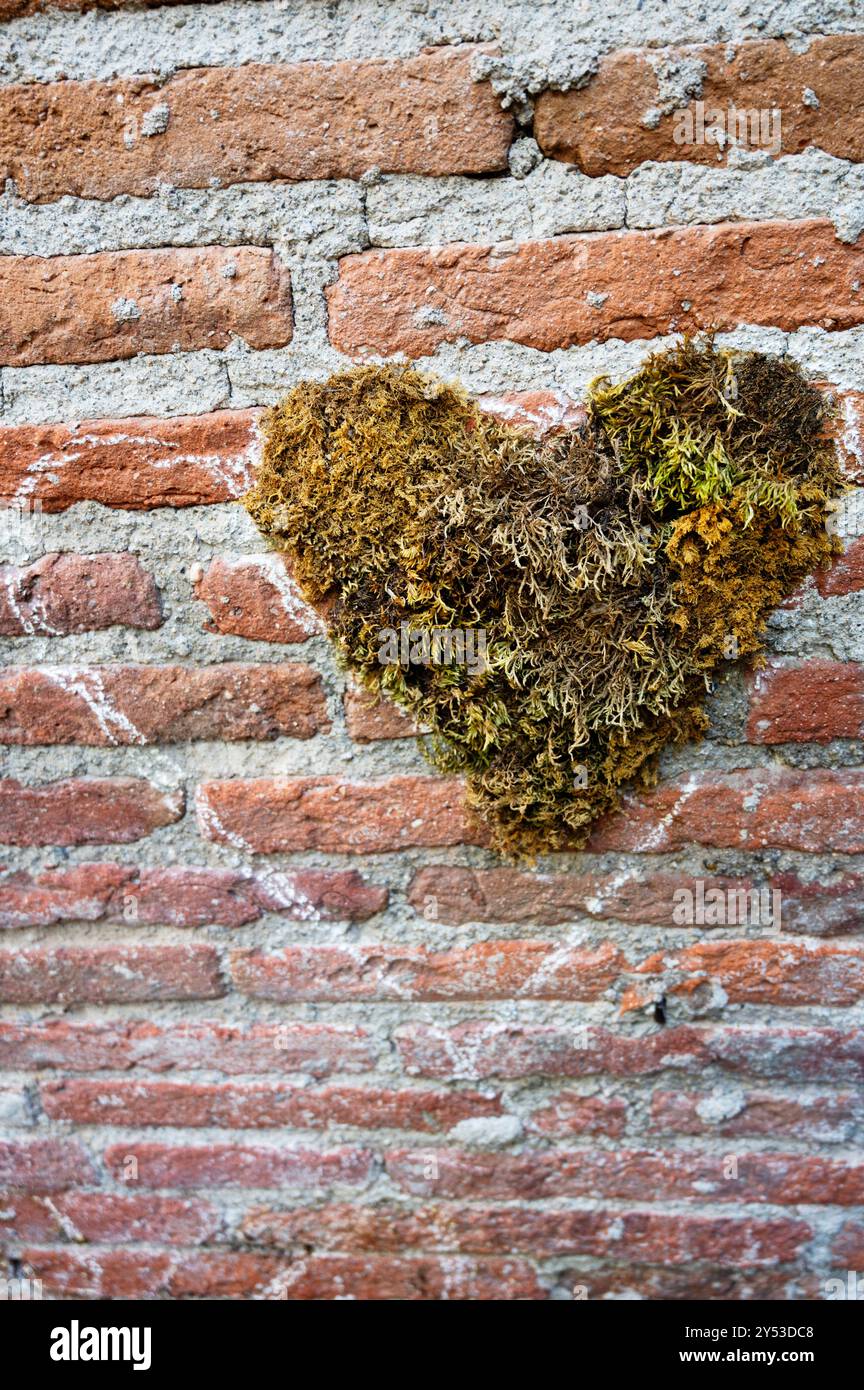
243;338;843;857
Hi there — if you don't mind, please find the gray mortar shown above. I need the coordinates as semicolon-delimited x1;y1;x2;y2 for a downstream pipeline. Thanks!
1;0;862;87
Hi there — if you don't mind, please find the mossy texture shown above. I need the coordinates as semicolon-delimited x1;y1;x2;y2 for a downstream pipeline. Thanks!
244;339;842;857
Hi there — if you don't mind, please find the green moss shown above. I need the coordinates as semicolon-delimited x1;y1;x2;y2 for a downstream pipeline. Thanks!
243;338;843;858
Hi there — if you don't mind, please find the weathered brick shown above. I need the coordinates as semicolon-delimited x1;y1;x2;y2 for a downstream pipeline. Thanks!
16;1248;174;1300
385;1146;864;1204
477;390;586;436
0;776;183;846
0;247;291;366
231;941;624;1002
832;1221;864;1267
747;660;864;742
195;555;321;643
0;48;511;202
0;862;387;929
0;553;161;636
534;37;864;176
815;535;864;597
0;1191;220;1245
395;1022;864;1084
20;1247;542;1300
327;221;864;357
0;663;328;745
0;944;225;1004
0;1139;96;1191
40;1079;501;1133
0;411;260;512
651;1090;859;1143
526;1094;627;1138
103;1142;373;1190
411;863;864;937
344;686;418;742
241;1201;810;1265
197;775;482;853
628;940;864;1008
587;768;864;853
0;1018;378;1077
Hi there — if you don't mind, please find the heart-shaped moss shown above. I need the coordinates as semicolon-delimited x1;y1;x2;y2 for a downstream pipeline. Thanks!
244;338;843;857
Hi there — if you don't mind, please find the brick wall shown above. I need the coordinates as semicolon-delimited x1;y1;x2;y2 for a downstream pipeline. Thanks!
1;0;863;1302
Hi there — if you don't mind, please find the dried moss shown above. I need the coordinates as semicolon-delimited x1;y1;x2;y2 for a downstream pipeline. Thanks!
244;339;843;857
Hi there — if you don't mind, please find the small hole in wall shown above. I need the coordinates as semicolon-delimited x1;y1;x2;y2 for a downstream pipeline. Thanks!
654;994;667;1027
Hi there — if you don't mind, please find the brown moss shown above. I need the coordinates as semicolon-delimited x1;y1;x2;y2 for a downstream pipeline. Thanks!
243;339;843;858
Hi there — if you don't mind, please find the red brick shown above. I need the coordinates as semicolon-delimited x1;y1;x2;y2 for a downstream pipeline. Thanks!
526;1094;627;1138
0;776;183;846
651;1090;859;1143
197;775;482;853
17;1248;173;1300
385;1146;864;1204
0;553;161;636
747;660;864;741
0;49;511;203
832;1221;864;1267
0;944;225;1004
476;390;586;436
395;1022;864;1084
0;862;387;929
587;768;864;853
327;221;864;357
0;0;201;15
0;411;260;512
0;247;291;366
0;1018;378;1077
0;1139;95;1190
534;36;864;176
21;1247;541;1300
241;1201;809;1266
815;536;864;597
230;940;624;1002
195;555;321;643
40;1078;501;1133
343;685;418;742
412;864;862;934
572;1265;800;1300
103;1142;373;1190
0;663;328;745
0;1191;219;1245
628;940;864;1008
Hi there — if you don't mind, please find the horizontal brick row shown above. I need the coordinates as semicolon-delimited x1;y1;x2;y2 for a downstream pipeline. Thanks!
0;1019;379;1077
0;776;182;846
242;1201;811;1265
38;1079;502;1133
196;775;481;853
534;36;864;176
0;247;292;366
0;553;161;635
0;411;260;511
624;940;864;1009
6;766;864;851
396;1023;864;1083
650;1089;860;1142
0;944;225;1004
229;941;625;1003
0;663;328;745
408;865;864;935
15;1248;542;1300
0;862;386;928
385;1147;864;1205
327;220;864;356
0;48;512;203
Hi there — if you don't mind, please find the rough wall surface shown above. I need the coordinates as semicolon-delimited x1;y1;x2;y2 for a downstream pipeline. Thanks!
1;0;863;1301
